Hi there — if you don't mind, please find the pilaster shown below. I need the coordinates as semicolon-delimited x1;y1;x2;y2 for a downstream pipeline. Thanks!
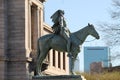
37;7;40;37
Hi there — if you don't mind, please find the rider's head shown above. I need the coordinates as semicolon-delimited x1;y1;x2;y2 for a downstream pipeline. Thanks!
58;10;64;16
51;9;65;23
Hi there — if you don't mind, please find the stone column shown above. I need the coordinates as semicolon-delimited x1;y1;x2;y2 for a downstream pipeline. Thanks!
25;0;29;56
55;51;58;68
39;8;44;36
49;50;53;67
60;53;63;70
65;53;69;74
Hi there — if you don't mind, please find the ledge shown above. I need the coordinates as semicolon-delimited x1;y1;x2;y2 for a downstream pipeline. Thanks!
32;75;82;80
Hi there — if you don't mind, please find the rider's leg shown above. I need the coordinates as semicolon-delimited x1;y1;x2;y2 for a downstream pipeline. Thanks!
60;30;72;57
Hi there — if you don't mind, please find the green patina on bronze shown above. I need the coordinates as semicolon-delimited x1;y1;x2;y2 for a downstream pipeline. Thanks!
35;10;100;77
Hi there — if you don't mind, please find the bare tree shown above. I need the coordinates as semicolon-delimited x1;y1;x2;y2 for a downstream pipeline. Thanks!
99;0;120;47
98;0;120;66
111;0;120;19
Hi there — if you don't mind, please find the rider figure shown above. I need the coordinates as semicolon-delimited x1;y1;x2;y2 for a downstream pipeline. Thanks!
51;10;72;57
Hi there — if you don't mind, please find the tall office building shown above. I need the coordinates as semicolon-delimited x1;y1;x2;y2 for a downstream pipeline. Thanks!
84;47;109;72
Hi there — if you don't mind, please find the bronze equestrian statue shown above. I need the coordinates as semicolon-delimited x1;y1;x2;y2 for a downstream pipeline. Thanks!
35;10;100;76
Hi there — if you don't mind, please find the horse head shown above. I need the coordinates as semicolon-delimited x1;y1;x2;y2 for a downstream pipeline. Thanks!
88;23;100;39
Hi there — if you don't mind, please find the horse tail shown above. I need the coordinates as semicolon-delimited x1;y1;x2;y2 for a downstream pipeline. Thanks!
36;38;40;60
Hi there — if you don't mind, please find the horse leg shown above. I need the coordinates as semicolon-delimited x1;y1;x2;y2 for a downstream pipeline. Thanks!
71;52;79;75
36;52;43;76
35;40;41;76
69;57;74;74
36;49;50;76
70;54;77;75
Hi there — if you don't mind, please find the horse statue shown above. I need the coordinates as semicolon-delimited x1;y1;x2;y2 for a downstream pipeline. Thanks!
35;23;100;76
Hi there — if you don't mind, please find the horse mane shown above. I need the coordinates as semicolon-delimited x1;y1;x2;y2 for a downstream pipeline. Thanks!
71;25;88;36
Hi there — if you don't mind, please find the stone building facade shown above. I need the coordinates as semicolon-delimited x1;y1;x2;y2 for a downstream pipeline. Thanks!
0;0;69;80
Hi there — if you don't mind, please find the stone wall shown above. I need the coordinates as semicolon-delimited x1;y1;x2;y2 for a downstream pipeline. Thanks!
0;0;70;80
7;0;27;80
0;0;28;80
0;0;8;80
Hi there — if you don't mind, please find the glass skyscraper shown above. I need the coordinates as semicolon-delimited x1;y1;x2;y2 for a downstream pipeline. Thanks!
84;47;109;72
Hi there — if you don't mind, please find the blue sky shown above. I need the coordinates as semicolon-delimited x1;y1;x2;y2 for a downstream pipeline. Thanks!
44;0;112;47
44;0;119;71
44;0;112;32
44;0;112;46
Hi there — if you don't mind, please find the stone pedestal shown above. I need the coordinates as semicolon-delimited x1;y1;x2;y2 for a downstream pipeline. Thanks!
32;75;82;80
